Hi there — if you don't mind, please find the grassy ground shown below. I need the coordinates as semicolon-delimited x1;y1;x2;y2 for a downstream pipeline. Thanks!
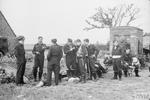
1;60;150;100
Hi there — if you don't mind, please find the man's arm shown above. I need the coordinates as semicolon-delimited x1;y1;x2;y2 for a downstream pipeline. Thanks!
82;45;88;57
42;44;48;50
94;45;99;58
63;44;71;54
59;47;63;60
32;44;37;54
14;45;19;58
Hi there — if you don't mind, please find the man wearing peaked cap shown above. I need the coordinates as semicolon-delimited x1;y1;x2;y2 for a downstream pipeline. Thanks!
111;40;123;81
46;38;63;86
67;38;72;43
14;36;26;85
84;39;99;80
32;36;47;82
51;38;57;43
64;38;77;78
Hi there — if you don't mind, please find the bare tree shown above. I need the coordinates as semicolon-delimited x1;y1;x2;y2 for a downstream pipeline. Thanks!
84;4;140;31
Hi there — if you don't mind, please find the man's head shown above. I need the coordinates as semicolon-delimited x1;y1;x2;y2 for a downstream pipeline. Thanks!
76;39;81;46
113;40;119;46
67;38;73;45
38;36;43;43
51;39;57;44
17;36;25;44
83;39;89;46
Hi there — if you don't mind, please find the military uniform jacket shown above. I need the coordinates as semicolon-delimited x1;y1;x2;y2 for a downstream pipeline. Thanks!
76;44;88;59
87;44;99;58
32;43;46;57
14;43;26;64
122;53;132;65
112;46;122;56
64;43;77;60
47;44;63;65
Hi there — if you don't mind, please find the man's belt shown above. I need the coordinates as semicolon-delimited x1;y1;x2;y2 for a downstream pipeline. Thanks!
112;55;121;59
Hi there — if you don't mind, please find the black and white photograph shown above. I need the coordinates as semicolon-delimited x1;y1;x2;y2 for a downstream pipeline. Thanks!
0;0;150;100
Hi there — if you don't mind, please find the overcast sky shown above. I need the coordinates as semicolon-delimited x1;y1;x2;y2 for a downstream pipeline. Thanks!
0;0;150;44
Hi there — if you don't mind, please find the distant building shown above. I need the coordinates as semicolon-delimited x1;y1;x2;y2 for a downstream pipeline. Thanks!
0;11;16;53
143;33;150;50
110;26;143;56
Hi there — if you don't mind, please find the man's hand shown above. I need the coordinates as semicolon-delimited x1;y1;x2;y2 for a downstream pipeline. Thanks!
125;62;128;65
42;45;47;49
70;47;75;51
36;52;40;55
91;54;96;58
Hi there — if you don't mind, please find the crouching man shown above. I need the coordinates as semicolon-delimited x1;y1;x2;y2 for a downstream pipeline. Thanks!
132;57;140;77
122;48;132;77
111;40;123;80
45;39;63;86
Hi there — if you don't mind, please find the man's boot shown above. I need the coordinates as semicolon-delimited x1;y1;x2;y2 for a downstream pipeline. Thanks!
39;72;43;81
112;72;118;80
124;70;128;77
80;76;84;83
83;75;86;83
67;70;71;78
118;71;122;81
33;68;37;82
92;72;97;80
135;70;140;77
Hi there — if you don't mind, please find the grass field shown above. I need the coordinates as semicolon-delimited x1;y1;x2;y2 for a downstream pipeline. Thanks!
1;57;150;100
1;62;150;100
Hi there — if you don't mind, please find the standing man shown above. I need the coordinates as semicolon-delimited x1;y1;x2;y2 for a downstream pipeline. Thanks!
64;38;77;78
84;39;99;80
76;39;88;83
46;39;63;86
14;36;26;85
112;40;123;80
32;36;47;81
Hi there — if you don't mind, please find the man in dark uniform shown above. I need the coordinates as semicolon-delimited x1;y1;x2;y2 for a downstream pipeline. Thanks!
112;40;123;80
14;36;26;85
122;48;132;77
84;39;99;80
32;36;47;81
76;39;88;83
64;39;77;78
46;39;63;86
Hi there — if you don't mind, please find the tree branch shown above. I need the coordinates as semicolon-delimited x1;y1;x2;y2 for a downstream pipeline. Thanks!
83;20;109;31
84;4;139;30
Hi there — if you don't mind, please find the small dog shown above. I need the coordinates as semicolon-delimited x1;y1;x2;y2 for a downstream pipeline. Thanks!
128;66;134;77
127;57;140;77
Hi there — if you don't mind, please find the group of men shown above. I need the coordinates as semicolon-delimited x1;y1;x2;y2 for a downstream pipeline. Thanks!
14;35;142;86
111;40;140;81
14;36;99;86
